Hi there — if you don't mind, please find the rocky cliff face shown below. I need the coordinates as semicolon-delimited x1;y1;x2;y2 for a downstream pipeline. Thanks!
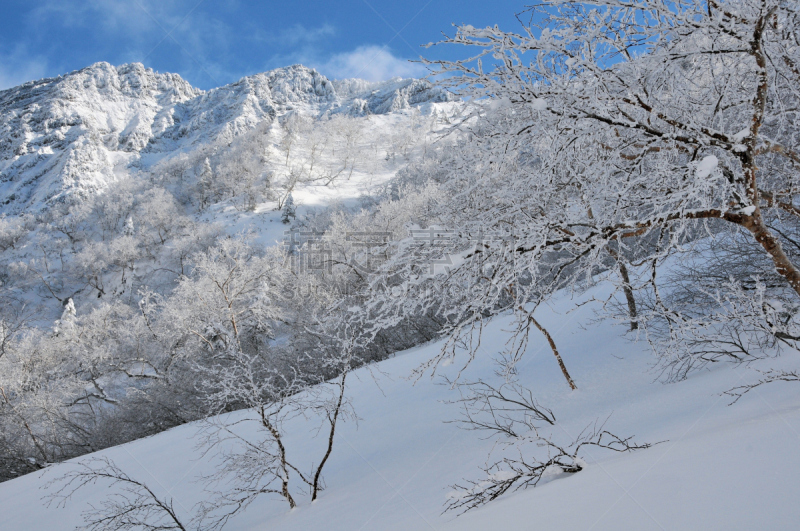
0;63;199;210
0;62;452;213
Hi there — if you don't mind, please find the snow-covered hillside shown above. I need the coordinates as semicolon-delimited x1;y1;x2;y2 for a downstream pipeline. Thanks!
0;61;465;487
1;285;798;530
0;60;460;324
0;61;451;212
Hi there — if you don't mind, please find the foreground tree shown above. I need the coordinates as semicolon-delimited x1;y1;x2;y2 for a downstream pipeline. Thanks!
194;344;355;526
360;0;800;382
426;0;800;280
45;457;188;531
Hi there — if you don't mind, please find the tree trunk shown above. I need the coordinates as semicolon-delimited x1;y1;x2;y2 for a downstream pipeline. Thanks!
743;213;800;299
618;262;638;330
607;247;638;330
311;372;346;501
529;316;577;390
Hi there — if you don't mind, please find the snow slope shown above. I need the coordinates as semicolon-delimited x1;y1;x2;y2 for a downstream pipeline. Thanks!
2;285;798;530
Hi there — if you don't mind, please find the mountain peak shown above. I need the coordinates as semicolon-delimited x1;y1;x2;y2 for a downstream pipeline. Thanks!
0;61;454;211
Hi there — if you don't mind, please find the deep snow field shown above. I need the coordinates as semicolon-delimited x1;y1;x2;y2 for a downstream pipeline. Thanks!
2;283;799;530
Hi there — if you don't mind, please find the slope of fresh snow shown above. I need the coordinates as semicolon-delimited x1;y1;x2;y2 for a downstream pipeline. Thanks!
194;107;454;250
1;284;798;530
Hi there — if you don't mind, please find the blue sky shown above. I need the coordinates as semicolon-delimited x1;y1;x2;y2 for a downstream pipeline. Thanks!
0;0;529;90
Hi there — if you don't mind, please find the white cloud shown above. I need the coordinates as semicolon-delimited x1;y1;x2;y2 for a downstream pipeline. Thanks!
316;45;426;82
276;24;336;47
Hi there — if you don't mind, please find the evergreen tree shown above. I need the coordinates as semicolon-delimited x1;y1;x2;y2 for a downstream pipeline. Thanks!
123;216;135;237
281;193;296;224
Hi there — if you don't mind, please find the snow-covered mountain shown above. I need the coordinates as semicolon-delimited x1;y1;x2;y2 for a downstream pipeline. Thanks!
0;62;451;213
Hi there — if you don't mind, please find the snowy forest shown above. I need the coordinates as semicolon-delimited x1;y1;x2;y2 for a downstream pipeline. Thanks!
1;0;799;529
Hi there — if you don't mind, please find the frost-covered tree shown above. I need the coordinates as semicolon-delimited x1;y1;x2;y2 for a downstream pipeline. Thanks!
325;115;366;181
0;215;33;252
281;193;296;224
198;157;214;209
194;341;356;522
45;457;189;531
360;0;800;383
0;303;121;479
279;113;306;166
123;217;135;237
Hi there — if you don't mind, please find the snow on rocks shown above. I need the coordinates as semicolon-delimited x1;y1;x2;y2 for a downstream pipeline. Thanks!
0;63;452;213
